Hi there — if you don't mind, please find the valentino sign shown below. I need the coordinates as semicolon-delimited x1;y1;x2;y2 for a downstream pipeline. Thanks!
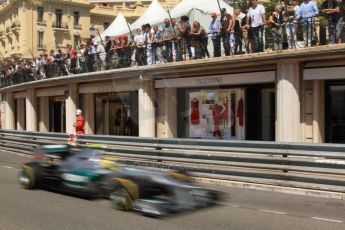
195;77;223;85
155;71;275;89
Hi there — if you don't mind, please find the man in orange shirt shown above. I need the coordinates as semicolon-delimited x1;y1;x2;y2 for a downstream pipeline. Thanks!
74;109;85;135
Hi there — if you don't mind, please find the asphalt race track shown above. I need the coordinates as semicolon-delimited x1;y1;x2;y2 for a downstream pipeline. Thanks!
0;150;345;230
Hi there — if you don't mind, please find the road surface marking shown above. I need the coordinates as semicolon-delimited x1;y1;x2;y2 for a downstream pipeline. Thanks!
1;165;14;169
259;209;286;215
228;204;239;208
311;217;343;223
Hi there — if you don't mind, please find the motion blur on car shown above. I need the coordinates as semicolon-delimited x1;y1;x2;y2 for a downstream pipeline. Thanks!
19;145;222;217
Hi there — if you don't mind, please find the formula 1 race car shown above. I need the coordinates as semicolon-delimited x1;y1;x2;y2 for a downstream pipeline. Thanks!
19;145;220;216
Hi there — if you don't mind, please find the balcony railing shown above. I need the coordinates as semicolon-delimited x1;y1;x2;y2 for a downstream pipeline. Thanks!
37;44;46;50
37;20;47;26
73;24;82;30
52;21;69;30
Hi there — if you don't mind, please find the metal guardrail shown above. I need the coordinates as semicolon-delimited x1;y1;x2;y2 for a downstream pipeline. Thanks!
1;129;345;193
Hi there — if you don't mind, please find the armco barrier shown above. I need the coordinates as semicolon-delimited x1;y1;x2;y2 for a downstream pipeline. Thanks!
1;129;345;193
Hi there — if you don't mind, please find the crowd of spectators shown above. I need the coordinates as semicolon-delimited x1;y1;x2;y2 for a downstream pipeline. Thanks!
1;0;345;87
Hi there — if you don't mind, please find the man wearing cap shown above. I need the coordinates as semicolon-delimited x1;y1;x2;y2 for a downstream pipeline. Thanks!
246;0;266;53
220;8;232;56
209;12;221;57
74;109;85;135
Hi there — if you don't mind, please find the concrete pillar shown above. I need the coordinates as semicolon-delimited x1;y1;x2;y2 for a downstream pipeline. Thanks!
66;83;78;134
39;96;50;132
83;93;95;134
138;78;155;137
157;88;177;138
4;92;15;129
312;80;325;143
276;62;301;142
16;98;25;130
26;88;37;131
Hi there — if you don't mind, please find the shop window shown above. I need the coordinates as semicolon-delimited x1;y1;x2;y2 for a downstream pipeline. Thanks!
183;89;243;140
95;92;138;136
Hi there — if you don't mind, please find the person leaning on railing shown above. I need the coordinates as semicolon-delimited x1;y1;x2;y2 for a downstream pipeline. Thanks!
338;0;345;42
284;0;300;49
190;21;210;59
322;0;340;45
171;18;183;62
162;18;174;63
179;15;193;60
232;8;245;55
269;5;284;51
210;11;221;57
152;24;165;64
297;0;319;48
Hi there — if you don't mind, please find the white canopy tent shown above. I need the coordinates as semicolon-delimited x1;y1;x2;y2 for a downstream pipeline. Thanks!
93;12;129;43
170;0;243;33
130;0;169;31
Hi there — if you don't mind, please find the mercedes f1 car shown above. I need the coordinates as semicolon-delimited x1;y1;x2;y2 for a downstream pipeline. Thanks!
19;145;220;216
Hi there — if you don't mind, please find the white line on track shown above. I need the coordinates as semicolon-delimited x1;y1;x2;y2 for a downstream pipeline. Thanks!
259;209;287;215
228;204;239;208
1;165;14;169
311;217;343;223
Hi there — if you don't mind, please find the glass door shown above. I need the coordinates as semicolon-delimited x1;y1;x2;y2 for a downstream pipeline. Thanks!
327;85;345;143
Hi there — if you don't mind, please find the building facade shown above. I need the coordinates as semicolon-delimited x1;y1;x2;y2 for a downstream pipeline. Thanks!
1;45;345;144
0;0;178;61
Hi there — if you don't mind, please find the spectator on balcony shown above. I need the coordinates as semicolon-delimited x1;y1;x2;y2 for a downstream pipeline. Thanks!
269;5;284;51
86;42;96;72
145;24;154;65
171;18;183;62
95;41;106;71
190;21;210;59
322;0;340;44
53;49;63;76
179;15;193;60
152;24;165;64
339;0;345;42
284;0;300;49
241;11;252;53
210;12;221;57
220;8;232;56
123;35;132;67
104;36;113;70
77;44;87;73
246;0;266;53
132;27;146;67
233;8;245;54
297;0;319;47
66;44;76;74
162;18;174;62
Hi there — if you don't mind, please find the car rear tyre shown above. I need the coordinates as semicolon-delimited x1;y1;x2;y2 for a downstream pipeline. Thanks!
19;163;42;189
